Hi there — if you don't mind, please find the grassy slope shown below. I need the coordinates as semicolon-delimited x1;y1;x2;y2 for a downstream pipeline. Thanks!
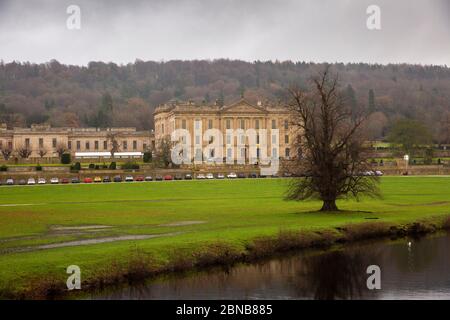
0;177;450;293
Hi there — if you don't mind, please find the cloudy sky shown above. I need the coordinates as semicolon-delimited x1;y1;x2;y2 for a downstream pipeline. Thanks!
0;0;449;66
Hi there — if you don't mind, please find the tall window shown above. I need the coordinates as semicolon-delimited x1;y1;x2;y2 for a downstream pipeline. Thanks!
25;138;30;148
240;119;245;129
208;119;213;129
182;119;186;129
52;138;57;148
68;141;72;150
285;135;289;144
85;141;90;150
76;141;81;150
123;141;128;150
255;119;260;129
285;148;290;158
284;119;289;130
272;119;277;129
195;120;201;130
133;140;137;150
226;119;231;129
161;124;164;134
94;141;99;150
39;138;44;148
103;141;107;150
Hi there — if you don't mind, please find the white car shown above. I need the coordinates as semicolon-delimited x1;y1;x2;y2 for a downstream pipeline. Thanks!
206;173;214;179
38;178;46;185
50;177;59;184
27;178;36;185
375;170;383;176
227;172;237;179
217;173;225;179
196;174;206;179
6;178;14;185
125;175;134;182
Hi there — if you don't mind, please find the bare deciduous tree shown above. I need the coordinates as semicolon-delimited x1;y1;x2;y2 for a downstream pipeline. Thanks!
16;144;32;159
56;143;68;158
107;132;121;157
38;148;48;158
1;146;13;160
285;68;380;211
154;136;172;168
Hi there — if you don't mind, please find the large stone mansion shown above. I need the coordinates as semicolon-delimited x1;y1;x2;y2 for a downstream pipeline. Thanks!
154;98;296;163
0;98;296;163
0;123;154;160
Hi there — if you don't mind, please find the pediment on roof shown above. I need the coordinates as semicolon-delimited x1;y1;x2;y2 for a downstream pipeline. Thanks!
220;98;267;114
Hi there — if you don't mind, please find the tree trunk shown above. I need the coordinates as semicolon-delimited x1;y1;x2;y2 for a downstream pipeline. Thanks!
320;199;338;211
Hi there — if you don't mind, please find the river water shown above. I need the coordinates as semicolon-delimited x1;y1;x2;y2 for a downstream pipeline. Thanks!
91;232;450;300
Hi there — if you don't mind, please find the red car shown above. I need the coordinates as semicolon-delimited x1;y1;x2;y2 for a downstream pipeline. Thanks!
164;175;173;180
135;175;144;182
83;177;93;183
61;178;70;184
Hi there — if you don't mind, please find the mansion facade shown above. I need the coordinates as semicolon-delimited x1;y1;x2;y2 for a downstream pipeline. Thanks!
0;123;154;159
154;98;297;164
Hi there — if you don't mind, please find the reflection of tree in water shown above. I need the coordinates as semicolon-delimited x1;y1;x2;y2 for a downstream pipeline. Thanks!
290;249;380;300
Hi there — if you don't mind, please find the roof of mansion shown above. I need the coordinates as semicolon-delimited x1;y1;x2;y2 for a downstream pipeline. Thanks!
154;98;290;116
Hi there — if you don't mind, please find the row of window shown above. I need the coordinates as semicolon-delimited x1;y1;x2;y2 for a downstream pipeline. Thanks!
192;147;292;159
20;139;143;151
182;119;290;130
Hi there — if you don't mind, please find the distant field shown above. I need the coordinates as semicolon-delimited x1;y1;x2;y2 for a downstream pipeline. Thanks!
1;177;450;297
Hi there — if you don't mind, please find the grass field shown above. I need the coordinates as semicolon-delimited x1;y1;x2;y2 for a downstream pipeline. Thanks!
1;176;450;297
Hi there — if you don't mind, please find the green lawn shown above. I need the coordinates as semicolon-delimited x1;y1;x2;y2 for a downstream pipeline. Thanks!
0;177;450;296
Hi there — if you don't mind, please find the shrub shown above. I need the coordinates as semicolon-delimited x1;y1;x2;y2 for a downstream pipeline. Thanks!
61;153;71;164
88;163;95;169
70;162;81;171
109;162;117;170
36;164;42;171
122;162;140;170
143;151;152;163
95;165;100;170
102;163;108;169
0;165;7;172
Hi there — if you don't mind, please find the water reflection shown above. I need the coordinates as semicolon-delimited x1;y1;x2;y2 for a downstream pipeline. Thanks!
91;232;450;300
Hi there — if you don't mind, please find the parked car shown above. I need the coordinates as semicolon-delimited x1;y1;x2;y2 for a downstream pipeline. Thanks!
113;175;122;183
50;177;59;184
227;172;237;179
237;173;246;178
18;179;26;185
103;176;111;183
206;173;214;179
184;174;193;180
217;173;225;179
164;175;173;180
375;170;383;176
38;178;46;185
144;176;153;181
83;177;93;183
174;175;183;180
6;178;14;185
249;173;258;178
196;174;206;179
155;175;163;181
71;177;80;184
61;178;70;184
27;178;36;185
94;176;102;183
135;175;144;182
283;172;293;177
125;175;134;182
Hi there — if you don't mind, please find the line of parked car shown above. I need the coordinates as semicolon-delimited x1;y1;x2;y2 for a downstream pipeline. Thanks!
0;172;277;186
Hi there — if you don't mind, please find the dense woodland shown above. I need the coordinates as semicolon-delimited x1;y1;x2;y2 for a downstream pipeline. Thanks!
1;59;450;143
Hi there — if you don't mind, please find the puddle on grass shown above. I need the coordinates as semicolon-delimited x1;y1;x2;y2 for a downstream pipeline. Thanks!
51;225;113;231
0;232;183;254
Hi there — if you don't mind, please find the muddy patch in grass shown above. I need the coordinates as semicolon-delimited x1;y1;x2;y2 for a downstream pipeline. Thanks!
50;225;113;231
0;232;183;254
158;221;206;227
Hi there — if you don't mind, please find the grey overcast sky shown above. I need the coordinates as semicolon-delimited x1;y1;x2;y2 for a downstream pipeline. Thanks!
0;0;449;66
